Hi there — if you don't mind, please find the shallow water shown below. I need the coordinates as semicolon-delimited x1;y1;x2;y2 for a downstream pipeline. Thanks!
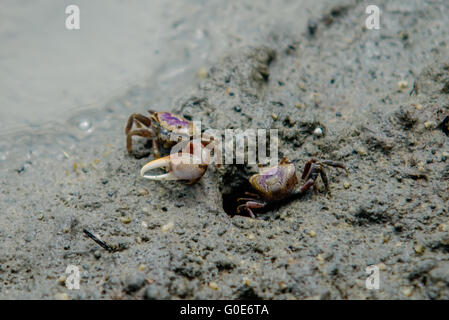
0;0;319;136
0;0;206;134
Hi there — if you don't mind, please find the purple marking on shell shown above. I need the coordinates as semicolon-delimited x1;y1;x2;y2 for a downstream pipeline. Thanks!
159;112;190;128
257;167;283;185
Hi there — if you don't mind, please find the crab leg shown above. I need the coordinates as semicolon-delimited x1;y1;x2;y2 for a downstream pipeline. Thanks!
244;192;260;198
237;197;259;203
297;178;315;194
237;201;265;218
126;128;154;154
321;160;348;173
125;113;152;134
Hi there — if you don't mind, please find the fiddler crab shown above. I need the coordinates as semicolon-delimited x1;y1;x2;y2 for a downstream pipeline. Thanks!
125;110;198;159
236;157;347;218
139;140;216;185
125;110;347;217
126;110;219;184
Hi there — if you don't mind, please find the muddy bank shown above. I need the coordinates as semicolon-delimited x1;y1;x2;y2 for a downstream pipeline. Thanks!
0;0;448;299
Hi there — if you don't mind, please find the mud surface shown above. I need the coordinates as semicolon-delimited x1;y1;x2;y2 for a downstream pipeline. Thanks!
1;0;449;299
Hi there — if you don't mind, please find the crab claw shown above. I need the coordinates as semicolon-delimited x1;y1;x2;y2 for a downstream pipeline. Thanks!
140;140;212;184
140;153;208;183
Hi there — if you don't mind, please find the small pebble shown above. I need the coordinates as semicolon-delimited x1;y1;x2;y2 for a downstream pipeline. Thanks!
242;278;251;286
312;92;321;105
402;287;413;297
398;31;409;41
141;221;148;228
397;80;408;90
424;121;435;129
137;188;149;196
209;282;219;290
57;276;66;286
343;182;351;189
378;263;387;271
272;113;278;120
196;67;208;79
121;217;132;224
308;230;316;238
138;264;146;272
295;102;305;109
38;214;44;220
247;233;255;240
414;245;425;254
78;119;91;131
94;250;102;259
441;152;449;161
357;147;367;156
313;127;323;137
161;221;174;232
278;281;288;291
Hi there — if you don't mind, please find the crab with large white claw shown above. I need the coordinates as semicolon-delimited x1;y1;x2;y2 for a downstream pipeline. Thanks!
140;141;217;184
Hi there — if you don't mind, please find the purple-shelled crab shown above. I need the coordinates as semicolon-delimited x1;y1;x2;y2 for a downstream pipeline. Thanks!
125;111;198;158
126;110;221;184
236;157;347;218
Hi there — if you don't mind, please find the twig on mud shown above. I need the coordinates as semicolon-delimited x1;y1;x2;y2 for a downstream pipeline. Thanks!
83;229;114;252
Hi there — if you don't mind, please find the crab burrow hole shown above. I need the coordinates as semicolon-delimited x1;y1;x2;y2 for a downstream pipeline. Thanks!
220;164;254;217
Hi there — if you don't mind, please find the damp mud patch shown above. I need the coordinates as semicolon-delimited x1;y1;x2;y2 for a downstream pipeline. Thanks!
2;0;449;300
414;61;449;96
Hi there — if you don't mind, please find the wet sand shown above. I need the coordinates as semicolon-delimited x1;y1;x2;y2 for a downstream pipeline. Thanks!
0;0;449;299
